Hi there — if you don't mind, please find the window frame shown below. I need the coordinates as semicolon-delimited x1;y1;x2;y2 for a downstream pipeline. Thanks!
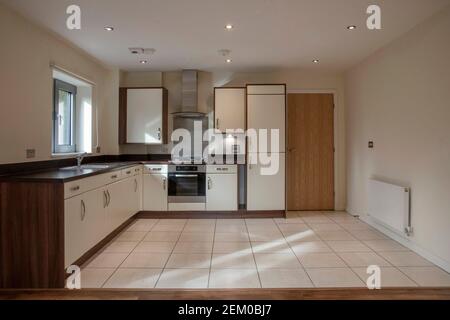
53;79;77;154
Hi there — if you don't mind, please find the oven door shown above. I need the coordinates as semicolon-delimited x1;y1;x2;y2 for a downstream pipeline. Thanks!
168;173;206;203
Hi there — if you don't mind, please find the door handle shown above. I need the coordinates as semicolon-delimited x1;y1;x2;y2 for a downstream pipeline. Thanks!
106;190;111;206
175;174;197;178
134;179;138;192
103;191;108;208
288;148;296;152
163;177;167;190
216;118;219;129
80;200;86;221
157;128;161;141
207;177;212;190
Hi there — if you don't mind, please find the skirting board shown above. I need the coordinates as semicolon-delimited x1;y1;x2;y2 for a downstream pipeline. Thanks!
136;210;286;219
348;209;450;274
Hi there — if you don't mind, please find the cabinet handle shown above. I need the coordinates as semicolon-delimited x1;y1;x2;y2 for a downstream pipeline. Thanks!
216;118;219;129
103;191;108;208
111;174;118;179
157;128;161;141
207;177;212;190
107;190;111;206
163;177;166;190
80;200;86;221
134;179;138;192
70;185;80;192
135;168;140;172
126;170;131;175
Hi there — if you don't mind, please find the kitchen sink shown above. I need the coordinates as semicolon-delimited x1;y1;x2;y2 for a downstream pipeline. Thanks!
59;164;113;171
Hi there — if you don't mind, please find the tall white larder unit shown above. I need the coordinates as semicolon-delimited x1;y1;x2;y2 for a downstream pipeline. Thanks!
246;85;286;211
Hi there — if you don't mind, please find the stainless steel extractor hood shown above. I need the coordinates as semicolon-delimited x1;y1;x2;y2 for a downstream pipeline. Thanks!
172;70;206;118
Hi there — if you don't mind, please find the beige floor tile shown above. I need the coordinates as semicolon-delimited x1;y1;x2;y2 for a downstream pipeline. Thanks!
251;240;292;254
248;232;284;242
216;219;246;226
290;241;332;255
399;267;450;287
173;241;213;253
277;224;310;233
156;268;209;288
80;268;115;288
254;253;302;269
179;232;214;242
326;240;372;252
144;231;181;242
216;224;247;233
213;242;252;254
152;224;185;232
306;268;365;287
339;222;374;231
183;224;216;233
259;268;313;288
308;223;343;231
215;232;249;242
209;269;261;288
84;253;128;268
103;268;161;288
245;219;276;225
273;217;305;224
185;219;216;226
283;230;322;242
302;216;334;224
121;252;170;268
102;241;138;253
296;211;323;217
156;219;187;225
348;229;388;241
338;252;391;267
166;253;211;268
316;230;356;241
133;241;176;253
126;219;158;232
352;267;417;287
328;216;360;224
377;251;433;267
115;231;147;242
299;253;347;268
211;253;256;269
363;240;409;252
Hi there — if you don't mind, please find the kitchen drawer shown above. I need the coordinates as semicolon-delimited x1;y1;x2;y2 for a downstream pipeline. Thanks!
206;165;237;174
121;166;139;178
132;165;143;176
144;164;168;174
64;170;122;199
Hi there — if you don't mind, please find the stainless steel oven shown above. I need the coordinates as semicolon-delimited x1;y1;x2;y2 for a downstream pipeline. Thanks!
168;165;206;203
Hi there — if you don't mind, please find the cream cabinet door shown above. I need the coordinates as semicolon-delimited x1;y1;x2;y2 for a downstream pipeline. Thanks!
206;173;238;211
214;88;246;132
247;94;285;153
106;180;127;230
126;88;163;144
247;152;285;211
64;189;104;268
143;174;168;211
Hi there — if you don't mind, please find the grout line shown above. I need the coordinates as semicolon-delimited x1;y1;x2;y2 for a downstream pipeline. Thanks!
207;219;217;288
245;219;263;288
153;219;187;288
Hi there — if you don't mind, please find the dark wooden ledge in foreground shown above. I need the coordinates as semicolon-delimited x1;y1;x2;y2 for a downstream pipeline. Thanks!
0;288;449;300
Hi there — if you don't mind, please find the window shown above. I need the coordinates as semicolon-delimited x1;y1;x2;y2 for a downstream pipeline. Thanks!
53;79;77;153
52;69;94;155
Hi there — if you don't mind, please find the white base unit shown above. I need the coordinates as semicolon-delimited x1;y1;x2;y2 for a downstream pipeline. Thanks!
143;165;168;211
168;203;205;211
247;153;285;211
206;165;238;211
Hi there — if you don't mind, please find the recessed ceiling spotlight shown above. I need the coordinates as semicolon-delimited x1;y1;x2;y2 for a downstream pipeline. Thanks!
347;25;357;30
225;24;233;30
226;58;232;63
104;26;114;31
312;59;319;63
140;60;148;64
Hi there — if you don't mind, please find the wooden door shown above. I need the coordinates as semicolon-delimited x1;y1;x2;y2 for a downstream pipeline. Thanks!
287;93;334;210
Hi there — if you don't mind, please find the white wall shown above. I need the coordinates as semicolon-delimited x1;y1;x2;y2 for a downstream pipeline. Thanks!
0;4;119;163
345;6;450;270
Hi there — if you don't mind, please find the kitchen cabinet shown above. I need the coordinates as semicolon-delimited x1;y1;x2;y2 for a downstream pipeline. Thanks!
206;165;238;211
247;153;286;211
143;165;168;211
119;87;168;144
214;87;246;132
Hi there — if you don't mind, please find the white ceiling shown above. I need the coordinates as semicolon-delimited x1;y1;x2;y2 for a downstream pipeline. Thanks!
2;0;449;72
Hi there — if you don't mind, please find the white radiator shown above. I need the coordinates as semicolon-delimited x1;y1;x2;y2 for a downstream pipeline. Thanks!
368;179;412;237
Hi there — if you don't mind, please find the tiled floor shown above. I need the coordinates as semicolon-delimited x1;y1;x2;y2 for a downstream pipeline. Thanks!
80;212;450;289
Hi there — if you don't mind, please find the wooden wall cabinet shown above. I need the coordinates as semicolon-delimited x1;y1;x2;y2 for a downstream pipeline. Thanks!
119;87;168;144
214;87;246;132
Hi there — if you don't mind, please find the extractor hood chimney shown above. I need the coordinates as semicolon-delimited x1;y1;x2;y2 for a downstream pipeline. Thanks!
172;70;206;118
